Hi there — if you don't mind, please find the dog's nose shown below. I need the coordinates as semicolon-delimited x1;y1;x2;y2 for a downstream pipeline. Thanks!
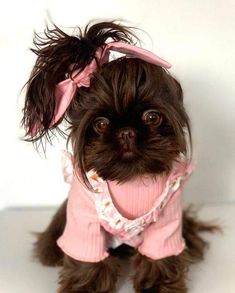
118;128;136;140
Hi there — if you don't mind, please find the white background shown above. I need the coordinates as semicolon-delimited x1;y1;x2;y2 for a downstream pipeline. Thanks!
0;0;234;209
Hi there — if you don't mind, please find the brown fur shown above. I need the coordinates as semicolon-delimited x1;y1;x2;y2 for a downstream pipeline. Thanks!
33;201;218;292
21;22;191;191
132;209;219;293
32;200;67;266
132;252;189;293
58;255;121;293
22;21;219;293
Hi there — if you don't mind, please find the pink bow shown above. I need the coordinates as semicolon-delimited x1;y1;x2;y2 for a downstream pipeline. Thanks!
53;42;172;126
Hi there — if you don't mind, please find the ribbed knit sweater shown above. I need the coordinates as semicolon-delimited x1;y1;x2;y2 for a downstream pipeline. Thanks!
57;151;192;262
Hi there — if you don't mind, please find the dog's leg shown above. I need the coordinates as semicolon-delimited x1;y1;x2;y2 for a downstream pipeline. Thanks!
132;252;188;293
33;200;67;266
58;254;121;293
132;210;219;293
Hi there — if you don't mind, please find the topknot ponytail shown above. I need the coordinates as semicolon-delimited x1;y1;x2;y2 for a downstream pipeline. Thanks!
21;21;138;143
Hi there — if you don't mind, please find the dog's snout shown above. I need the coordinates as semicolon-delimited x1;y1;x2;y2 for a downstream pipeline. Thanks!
118;128;136;140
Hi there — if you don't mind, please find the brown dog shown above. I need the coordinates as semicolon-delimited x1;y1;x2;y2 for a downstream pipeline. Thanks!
22;21;217;293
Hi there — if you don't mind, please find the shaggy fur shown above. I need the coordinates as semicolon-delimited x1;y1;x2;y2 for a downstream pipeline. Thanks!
33;201;218;292
58;255;121;293
22;20;218;293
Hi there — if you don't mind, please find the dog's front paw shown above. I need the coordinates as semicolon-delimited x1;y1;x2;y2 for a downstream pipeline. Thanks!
132;253;188;293
58;255;120;293
132;253;158;293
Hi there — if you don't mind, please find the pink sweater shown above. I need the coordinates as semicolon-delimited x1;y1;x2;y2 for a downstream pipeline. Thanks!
57;151;193;262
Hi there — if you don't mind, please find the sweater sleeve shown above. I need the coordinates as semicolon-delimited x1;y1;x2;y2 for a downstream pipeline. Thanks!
57;166;109;263
137;162;193;260
137;188;185;260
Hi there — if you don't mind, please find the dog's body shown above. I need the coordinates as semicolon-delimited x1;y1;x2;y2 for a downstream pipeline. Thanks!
22;21;216;293
34;200;213;293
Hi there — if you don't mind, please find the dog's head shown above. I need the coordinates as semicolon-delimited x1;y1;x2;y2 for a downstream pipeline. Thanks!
69;58;191;184
22;21;191;188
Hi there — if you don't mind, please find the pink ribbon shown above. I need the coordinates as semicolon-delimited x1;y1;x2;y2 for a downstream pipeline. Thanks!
53;42;172;127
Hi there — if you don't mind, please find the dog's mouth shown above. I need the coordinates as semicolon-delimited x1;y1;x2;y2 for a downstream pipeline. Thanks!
121;143;137;160
122;150;135;159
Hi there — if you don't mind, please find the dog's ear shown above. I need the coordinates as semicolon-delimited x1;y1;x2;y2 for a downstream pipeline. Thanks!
21;21;137;144
169;75;192;159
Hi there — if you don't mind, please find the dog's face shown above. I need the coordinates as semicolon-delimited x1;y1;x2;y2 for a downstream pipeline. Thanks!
68;58;191;184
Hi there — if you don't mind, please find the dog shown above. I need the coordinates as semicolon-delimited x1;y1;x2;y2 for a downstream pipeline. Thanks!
22;20;217;293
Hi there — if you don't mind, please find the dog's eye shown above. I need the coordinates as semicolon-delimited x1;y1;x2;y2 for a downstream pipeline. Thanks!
93;117;110;134
142;110;162;126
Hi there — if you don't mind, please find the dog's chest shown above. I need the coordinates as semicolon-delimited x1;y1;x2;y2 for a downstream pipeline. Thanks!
106;175;168;220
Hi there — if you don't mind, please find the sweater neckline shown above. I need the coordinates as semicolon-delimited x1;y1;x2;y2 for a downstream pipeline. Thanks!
87;170;184;223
